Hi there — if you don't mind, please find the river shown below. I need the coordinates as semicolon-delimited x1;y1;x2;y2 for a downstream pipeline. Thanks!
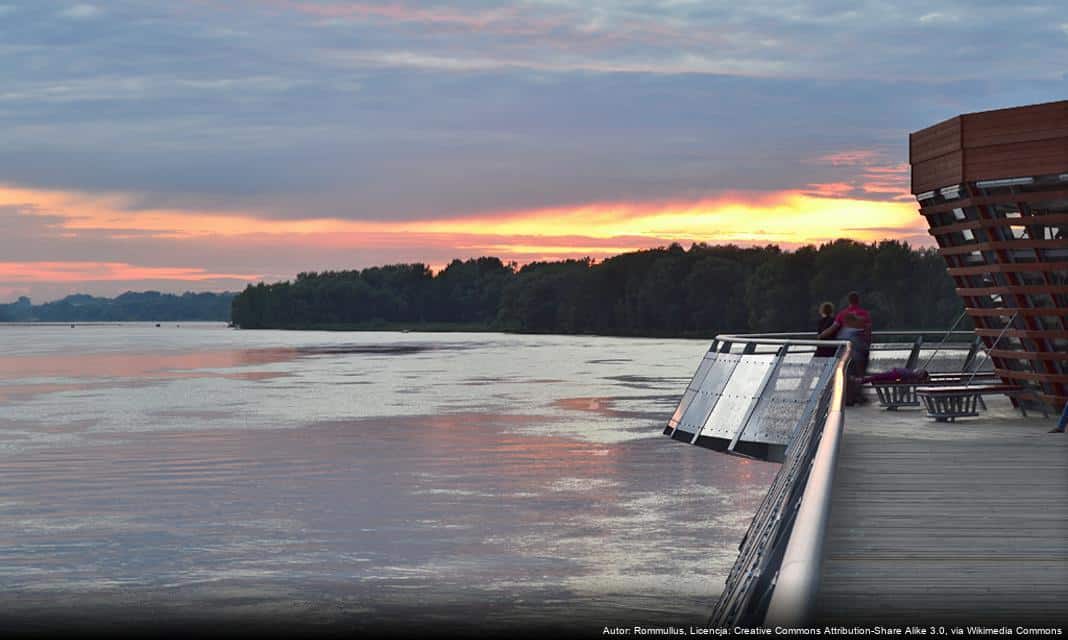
0;323;776;634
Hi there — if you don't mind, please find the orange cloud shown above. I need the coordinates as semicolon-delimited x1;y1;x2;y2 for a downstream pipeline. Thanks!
816;150;882;166
411;193;923;245
3;182;925;243
0;262;260;283
809;149;913;200
1;182;928;287
802;182;854;198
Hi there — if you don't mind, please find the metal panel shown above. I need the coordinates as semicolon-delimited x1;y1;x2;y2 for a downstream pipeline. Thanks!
729;347;788;452
736;357;838;445
666;349;719;431
698;354;776;441
673;353;741;437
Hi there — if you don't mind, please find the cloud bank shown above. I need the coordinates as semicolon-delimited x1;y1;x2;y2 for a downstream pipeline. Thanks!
1;0;1064;299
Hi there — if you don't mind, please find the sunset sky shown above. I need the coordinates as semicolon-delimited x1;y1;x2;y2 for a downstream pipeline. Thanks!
3;1;1066;301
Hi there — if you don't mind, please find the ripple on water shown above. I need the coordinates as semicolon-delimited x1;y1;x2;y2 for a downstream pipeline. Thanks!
0;327;774;627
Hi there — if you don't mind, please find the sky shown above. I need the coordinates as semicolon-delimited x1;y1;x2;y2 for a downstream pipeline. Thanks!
2;1;1066;301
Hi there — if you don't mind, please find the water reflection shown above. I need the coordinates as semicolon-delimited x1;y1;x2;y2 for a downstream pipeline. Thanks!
0;347;298;381
0;325;776;630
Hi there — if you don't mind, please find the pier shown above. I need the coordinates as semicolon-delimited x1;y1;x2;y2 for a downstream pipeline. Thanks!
815;396;1068;624
670;333;1068;625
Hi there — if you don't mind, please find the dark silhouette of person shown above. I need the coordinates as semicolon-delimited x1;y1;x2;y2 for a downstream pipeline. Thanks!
815;302;836;358
820;291;872;405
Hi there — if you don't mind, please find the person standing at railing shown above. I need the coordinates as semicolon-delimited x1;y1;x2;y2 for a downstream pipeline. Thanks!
814;302;836;358
838;313;871;405
819;291;872;405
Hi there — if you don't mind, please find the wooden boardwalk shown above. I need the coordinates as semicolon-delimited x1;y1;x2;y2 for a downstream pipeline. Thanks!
813;397;1068;625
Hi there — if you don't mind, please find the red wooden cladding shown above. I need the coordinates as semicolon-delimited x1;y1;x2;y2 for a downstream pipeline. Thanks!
989;349;1068;361
967;307;1068;317
910;101;1068;411
994;370;1068;384
909;116;961;164
948;261;1068;276
957;285;1068;296
918;189;1068;216
974;328;1068;340
911;152;964;194
962;100;1068;148
910;100;1068;195
965;139;1068;183
936;238;1066;255
927;212;1068;235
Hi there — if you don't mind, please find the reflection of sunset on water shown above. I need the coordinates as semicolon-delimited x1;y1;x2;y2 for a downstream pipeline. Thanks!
0;326;777;628
0;347;298;381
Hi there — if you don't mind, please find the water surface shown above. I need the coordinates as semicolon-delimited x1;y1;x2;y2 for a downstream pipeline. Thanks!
0;324;776;633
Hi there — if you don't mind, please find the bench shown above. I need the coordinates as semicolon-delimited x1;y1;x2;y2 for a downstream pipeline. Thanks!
868;373;997;410
915;384;1045;422
867;335;989;411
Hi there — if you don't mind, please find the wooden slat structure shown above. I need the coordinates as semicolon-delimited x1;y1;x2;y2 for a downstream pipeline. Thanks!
813;400;1068;624
910;100;1068;411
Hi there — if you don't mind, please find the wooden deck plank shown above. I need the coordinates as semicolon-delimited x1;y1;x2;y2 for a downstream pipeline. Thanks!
813;397;1068;625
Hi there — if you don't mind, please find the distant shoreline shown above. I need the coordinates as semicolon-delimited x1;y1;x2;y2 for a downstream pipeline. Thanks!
0;321;228;327
0;291;235;323
0;319;719;339
231;321;724;338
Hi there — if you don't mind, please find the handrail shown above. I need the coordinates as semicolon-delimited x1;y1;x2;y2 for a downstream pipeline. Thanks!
765;358;846;625
699;328;988;625
707;332;852;627
720;330;978;346
736;330;975;338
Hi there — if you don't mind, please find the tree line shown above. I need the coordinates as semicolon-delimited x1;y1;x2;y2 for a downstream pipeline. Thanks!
230;240;965;336
0;291;236;322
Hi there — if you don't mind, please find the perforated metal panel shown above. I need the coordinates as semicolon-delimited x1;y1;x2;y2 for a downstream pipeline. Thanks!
664;348;840;451
667;349;721;430
698;355;776;441
736;356;838;445
670;353;741;437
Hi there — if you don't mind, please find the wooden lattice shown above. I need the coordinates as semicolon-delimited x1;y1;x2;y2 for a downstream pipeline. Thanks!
910;100;1068;411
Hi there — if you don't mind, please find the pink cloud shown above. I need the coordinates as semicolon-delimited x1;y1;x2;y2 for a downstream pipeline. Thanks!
0;262;260;283
808;149;912;200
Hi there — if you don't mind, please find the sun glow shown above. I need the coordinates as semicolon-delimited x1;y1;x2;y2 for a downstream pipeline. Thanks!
3;184;921;242
1;183;926;288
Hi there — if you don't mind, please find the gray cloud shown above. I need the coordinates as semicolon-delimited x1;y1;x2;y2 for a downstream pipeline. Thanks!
1;1;1064;221
0;0;1064;298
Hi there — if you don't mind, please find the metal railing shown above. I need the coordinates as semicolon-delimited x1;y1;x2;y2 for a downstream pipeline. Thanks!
684;330;992;626
706;333;852;627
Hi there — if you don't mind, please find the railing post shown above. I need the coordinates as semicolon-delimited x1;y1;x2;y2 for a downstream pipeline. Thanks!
961;336;982;373
729;345;788;453
904;336;924;370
